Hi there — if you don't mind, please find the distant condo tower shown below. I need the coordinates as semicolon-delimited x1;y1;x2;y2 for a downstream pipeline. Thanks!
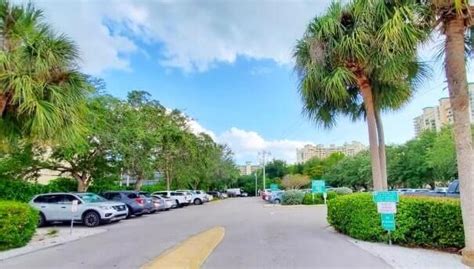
296;141;367;164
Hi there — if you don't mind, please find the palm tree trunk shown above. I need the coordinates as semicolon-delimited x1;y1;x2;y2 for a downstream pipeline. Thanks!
358;77;383;191
375;108;388;190
444;15;474;267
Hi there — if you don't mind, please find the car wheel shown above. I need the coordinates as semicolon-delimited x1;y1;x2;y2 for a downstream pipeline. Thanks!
38;212;46;227
83;211;100;227
274;199;281;204
194;198;202;205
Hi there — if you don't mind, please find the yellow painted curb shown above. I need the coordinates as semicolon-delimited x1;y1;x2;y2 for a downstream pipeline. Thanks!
141;226;225;269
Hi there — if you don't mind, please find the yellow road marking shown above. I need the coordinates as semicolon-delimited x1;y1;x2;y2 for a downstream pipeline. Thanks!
141;226;225;269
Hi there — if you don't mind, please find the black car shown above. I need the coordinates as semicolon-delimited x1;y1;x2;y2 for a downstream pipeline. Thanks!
102;191;145;218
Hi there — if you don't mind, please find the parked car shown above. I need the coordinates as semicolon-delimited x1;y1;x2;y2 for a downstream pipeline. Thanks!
207;191;226;199
30;192;128;227
102;191;145;218
176;191;193;204
152;194;177;210
268;191;284;204
177;190;208;205
406;180;460;198
261;189;272;201
152;191;191;207
138;192;159;213
227;188;242;197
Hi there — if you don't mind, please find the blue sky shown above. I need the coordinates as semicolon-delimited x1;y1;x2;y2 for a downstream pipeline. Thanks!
34;0;472;164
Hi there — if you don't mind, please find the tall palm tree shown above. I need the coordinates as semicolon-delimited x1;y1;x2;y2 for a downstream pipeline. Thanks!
418;0;474;265
294;1;428;190
0;1;91;144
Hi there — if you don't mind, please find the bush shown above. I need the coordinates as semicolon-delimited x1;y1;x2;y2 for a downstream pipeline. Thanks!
302;191;338;205
327;193;464;249
0;201;39;250
282;190;305;205
0;178;49;202
329;187;353;195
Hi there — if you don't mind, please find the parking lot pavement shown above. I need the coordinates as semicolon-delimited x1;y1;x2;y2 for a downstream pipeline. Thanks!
0;198;390;269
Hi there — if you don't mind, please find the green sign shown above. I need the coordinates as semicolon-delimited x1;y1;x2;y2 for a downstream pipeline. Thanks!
373;191;399;203
270;184;279;191
380;213;396;231
311;180;326;193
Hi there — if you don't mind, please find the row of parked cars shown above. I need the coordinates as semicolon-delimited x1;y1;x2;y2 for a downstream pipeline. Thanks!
29;189;225;227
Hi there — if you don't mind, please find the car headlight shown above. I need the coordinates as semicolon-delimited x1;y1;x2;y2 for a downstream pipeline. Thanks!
98;206;111;210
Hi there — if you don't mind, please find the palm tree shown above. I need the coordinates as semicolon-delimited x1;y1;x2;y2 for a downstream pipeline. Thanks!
417;0;474;266
0;1;91;144
294;1;428;190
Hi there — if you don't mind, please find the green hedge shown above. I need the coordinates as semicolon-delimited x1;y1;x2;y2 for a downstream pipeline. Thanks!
0;178;49;202
302;191;337;205
282;190;305;205
327;193;464;249
0;201;39;250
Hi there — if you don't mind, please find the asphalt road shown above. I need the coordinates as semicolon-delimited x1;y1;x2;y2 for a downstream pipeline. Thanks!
1;198;390;269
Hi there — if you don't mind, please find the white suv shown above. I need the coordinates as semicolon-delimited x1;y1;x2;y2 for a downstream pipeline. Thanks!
30;192;128;227
177;190;209;205
152;191;191;207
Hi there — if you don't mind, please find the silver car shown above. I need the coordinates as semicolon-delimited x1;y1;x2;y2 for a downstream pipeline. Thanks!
30;192;128;227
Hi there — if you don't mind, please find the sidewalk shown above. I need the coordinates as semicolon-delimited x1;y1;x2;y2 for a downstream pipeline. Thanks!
0;226;106;261
349;238;468;269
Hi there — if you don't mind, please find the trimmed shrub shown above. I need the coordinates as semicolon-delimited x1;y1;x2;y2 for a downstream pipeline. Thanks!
327;193;464;249
330;187;353;195
302;191;337;205
0;178;49;202
0;201;39;250
282;190;305;205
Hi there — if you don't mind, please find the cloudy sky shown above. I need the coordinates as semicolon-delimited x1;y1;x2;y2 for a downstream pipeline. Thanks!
31;0;473;164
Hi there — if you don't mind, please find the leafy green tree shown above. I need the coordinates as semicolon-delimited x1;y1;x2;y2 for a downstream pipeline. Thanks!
281;174;310;190
325;151;371;190
114;91;164;191
265;159;288;179
45;95;121;191
303;152;344;179
0;1;91;143
427;127;457;183
387;131;436;189
294;0;428;190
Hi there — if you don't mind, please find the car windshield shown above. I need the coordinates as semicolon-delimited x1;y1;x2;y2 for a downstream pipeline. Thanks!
76;193;107;203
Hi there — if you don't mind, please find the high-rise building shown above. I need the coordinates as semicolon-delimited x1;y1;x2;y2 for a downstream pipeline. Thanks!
413;106;441;136
296;141;366;164
237;161;260;176
413;84;474;136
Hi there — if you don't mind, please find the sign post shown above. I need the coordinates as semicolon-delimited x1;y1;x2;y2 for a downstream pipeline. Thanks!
311;180;327;204
373;191;399;245
70;200;78;235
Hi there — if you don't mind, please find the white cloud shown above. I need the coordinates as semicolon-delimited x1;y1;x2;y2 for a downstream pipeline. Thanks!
33;1;139;74
187;119;217;140
217;127;313;164
33;0;332;73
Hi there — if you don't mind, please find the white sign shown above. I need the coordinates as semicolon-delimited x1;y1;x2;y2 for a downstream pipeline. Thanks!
377;202;397;214
71;200;79;212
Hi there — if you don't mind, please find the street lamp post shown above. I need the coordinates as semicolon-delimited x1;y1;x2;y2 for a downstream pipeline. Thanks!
255;172;258;197
258;150;271;190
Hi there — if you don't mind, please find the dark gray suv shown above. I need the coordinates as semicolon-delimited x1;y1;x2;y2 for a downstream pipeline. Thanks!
102;191;145;218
